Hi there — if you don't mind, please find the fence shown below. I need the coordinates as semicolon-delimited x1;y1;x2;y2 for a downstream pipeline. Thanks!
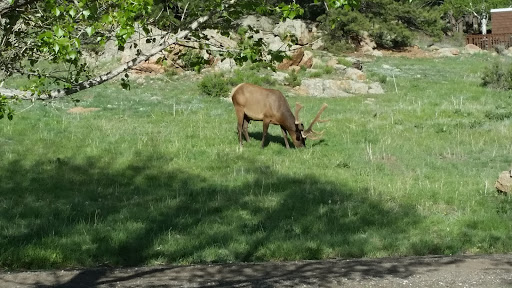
466;33;512;50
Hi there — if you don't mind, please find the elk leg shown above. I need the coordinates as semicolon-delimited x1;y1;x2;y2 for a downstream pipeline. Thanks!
243;116;250;142
261;120;270;148
236;109;245;147
280;126;290;149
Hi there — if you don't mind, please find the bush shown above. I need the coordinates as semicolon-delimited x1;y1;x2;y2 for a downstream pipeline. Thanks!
199;65;277;97
227;66;276;87
318;1;444;51
481;61;512;90
318;9;371;53
494;44;507;55
198;73;230;98
337;57;353;67
285;70;301;87
179;49;209;73
367;72;388;84
371;23;413;50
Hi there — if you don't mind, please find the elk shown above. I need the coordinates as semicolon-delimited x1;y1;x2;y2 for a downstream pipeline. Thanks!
231;83;328;148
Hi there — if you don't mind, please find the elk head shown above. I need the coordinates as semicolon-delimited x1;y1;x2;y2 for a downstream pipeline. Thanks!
294;102;330;147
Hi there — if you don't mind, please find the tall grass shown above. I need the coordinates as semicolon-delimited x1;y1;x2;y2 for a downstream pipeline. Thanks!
1;53;512;270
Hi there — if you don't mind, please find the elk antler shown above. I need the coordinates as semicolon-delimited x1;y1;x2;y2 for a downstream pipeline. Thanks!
295;102;303;124
302;103;329;139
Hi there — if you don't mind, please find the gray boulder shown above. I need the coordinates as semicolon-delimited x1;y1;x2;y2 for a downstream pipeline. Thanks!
300;79;352;97
273;18;311;45
240;15;275;32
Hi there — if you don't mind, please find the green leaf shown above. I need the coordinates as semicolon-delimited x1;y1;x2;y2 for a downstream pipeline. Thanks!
82;9;91;19
85;26;95;36
54;26;65;37
54;7;61;16
68;51;77;60
69;8;76;18
54;43;60;53
38;31;53;40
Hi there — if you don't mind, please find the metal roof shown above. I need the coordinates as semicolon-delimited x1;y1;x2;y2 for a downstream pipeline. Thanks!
491;8;512;12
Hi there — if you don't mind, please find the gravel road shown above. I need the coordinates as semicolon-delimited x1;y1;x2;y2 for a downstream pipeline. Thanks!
1;254;511;287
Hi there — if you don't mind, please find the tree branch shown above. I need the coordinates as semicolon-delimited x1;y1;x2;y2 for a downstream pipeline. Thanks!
1;15;213;100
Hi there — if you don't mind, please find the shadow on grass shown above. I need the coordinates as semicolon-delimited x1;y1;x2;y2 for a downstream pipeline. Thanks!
248;131;326;148
248;131;289;147
1;152;420;272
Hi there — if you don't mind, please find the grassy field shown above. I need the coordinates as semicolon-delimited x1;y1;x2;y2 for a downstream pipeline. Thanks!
1;53;512;270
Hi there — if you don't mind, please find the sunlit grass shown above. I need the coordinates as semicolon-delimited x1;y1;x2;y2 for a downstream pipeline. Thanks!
1;53;512;270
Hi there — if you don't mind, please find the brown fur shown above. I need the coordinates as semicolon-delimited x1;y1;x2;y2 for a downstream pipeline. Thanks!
231;83;327;149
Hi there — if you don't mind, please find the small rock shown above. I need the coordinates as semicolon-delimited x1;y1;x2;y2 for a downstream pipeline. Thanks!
298;50;314;68
240;15;275;32
271;71;288;82
370;50;383;57
300;79;352;97
311;39;325;50
368;82;385;94
333;64;347;73
428;45;440;51
326;58;338;67
273;18;311;45
216;58;236;71
495;170;512;194
344;68;366;81
464;44;482;54
277;48;304;70
436;48;460;57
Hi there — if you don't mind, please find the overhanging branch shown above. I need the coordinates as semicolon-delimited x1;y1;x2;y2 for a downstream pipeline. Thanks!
1;14;212;101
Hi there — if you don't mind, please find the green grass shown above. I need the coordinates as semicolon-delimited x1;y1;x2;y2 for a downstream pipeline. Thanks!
1;53;512;270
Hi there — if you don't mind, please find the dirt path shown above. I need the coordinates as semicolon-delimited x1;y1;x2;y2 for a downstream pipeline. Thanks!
1;254;511;287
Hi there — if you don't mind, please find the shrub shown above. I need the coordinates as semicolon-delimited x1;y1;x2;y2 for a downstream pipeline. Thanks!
322;65;334;75
198;73;230;98
371;23;413;50
367;72;388;84
309;70;324;78
163;69;178;79
318;9;371;53
337;57;353;67
199;65;277;97
179;49;209;73
308;64;335;79
285;70;301;87
227;67;276;87
318;1;443;51
481;61;512;90
0;96;15;121
494;44;507;55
